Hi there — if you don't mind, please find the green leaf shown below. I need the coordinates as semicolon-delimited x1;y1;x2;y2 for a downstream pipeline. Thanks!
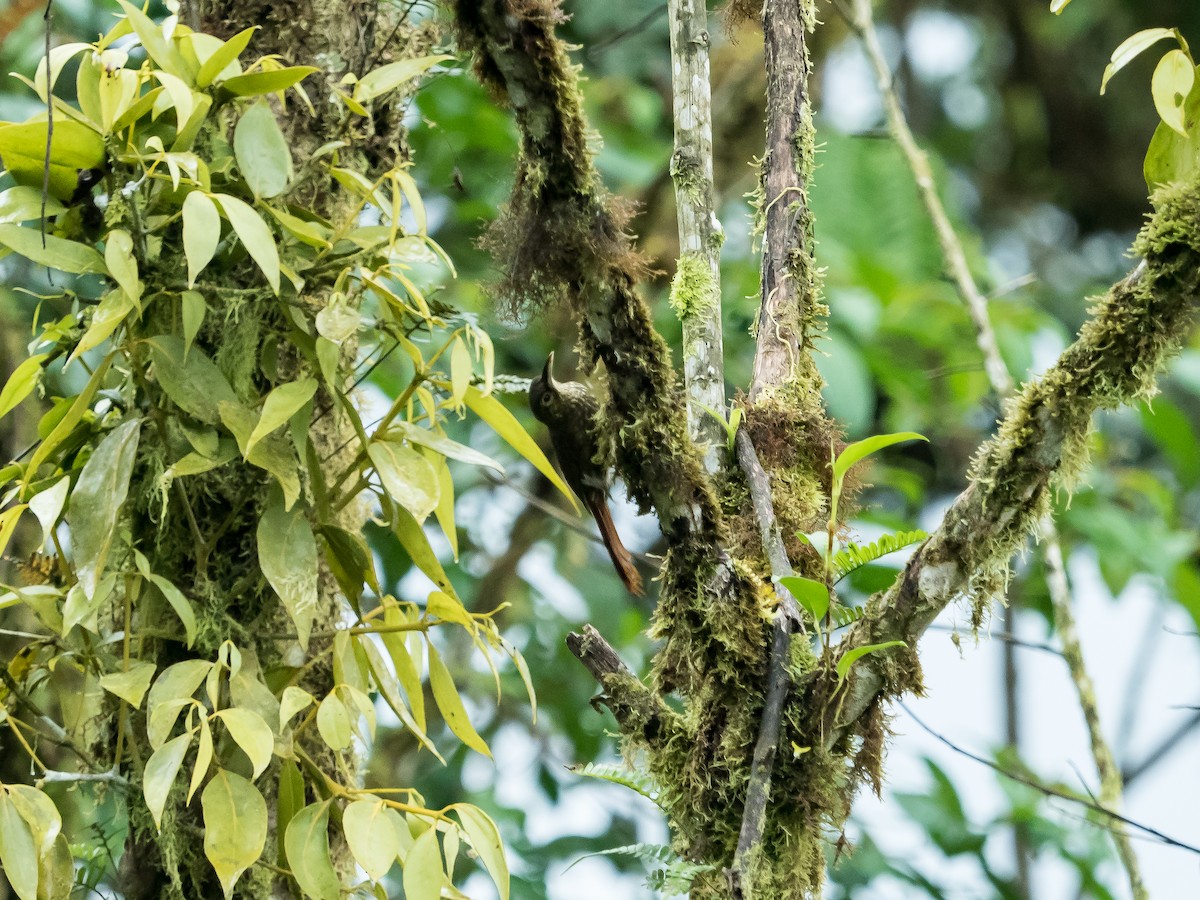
143;733;191;830
1101;28;1179;94
211;193;280;292
778;575;830;624
215;708;274;779
201;770;268;899
0;354;47;421
257;488;319;647
427;640;490;757
0;506;26;565
196;27;258;87
37;833;73;900
71;289;136;361
234;101;293;199
284;801;340;900
181;290;207;358
68;419;142;599
360;635;441;762
104;228;140;306
219;66;319;97
316;691;352;751
0;120;104;200
344;799;398;882
0;791;39;900
28;476;69;543
463;386;578;512
452;804;509;900
0;224;106;274
183;192;221;287
369;440;439;521
147;659;212;748
0;186;65;224
433;458;458;559
1153;49;1195;136
279;686;314;730
99;661;157;708
393;506;454;595
247;378;316;455
276;759;305;867
832;432;927;487
386;419;504;472
27;356;111;475
146;335;238;424
355;54;453;104
836;640;907;683
403;827;445;900
219;401;301;508
189;718;214;803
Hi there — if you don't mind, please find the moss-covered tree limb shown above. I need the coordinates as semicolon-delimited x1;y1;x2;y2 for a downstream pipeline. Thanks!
451;0;719;549
667;0;726;472
818;182;1200;743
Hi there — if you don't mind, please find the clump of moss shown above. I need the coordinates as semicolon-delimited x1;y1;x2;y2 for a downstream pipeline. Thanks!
669;253;719;321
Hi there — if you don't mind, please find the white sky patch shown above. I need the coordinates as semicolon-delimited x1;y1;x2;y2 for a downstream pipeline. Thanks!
822;38;885;133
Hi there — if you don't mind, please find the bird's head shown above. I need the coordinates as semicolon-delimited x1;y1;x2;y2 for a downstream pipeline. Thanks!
528;351;564;422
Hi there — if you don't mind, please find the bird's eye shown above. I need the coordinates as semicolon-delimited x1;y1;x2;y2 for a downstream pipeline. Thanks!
540;393;552;407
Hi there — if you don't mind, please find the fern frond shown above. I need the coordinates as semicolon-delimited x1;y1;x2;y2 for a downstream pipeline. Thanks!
569;762;659;804
831;604;868;628
832;530;927;582
574;844;714;897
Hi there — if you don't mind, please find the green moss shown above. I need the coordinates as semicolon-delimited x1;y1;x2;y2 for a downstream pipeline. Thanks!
669;253;719;321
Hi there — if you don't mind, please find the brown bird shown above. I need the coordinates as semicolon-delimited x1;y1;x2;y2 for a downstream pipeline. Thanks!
528;353;644;596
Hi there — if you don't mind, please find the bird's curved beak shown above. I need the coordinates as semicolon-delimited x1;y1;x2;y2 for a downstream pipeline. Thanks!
542;352;559;393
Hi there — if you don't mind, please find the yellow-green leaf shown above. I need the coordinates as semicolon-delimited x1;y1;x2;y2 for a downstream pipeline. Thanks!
427;640;490;758
386;419;503;472
402;826;445;900
284;801;340;900
201;770;268;899
369;440;439;521
143;733;191;830
147;573;198;647
452;804;509;900
1153;49;1195;136
189;717;214;803
257;488;318;648
70;289;136;362
0;120;104;200
247;378;316;456
104;229;139;305
354;54;452;104
68;419;142;599
463;386;577;511
836;640;907;683
211;193;280;292
220;66;319;97
196;27;258;87
115;0;190;80
344;799;398;882
183;192;221;287
1101;28;1179;94
216;708;274;780
832;432;927;486
146;659;212;748
0;353;47;421
316;692;352;751
0;223;106;274
234;101;293;199
99;661;157;708
0;791;39;900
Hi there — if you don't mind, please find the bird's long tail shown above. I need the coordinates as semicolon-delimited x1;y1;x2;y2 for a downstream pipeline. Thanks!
585;495;644;596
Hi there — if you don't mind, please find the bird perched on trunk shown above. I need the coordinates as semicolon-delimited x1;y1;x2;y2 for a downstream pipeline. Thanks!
528;352;644;596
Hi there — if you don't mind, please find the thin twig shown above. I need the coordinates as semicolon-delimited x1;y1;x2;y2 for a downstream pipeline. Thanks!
1123;708;1200;786
902;703;1200;858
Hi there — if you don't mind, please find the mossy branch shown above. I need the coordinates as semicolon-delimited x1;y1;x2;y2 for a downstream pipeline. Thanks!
817;180;1200;742
452;0;719;548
